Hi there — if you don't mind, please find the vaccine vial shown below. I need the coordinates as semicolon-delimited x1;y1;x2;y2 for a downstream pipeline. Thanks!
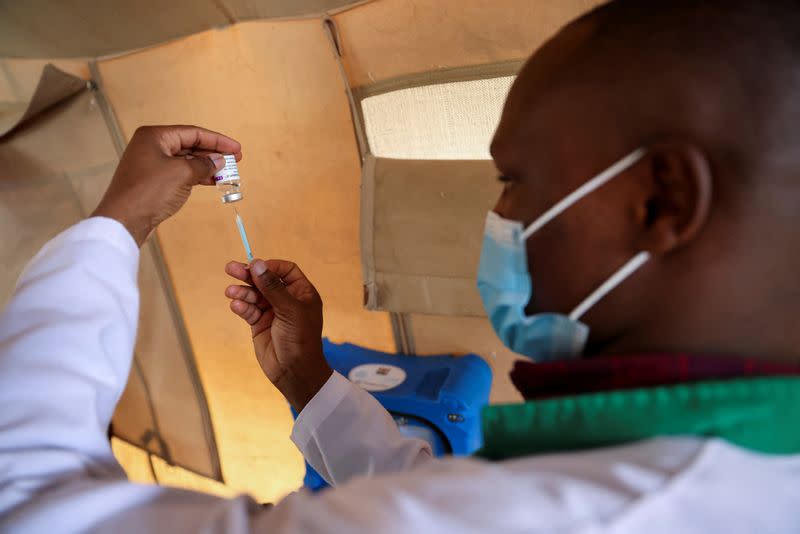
214;154;242;203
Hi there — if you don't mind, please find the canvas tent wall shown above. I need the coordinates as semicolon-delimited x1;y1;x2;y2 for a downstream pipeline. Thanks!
0;60;222;483
0;0;603;503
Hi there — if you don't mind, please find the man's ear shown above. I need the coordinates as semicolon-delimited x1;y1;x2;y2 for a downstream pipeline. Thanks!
633;141;713;255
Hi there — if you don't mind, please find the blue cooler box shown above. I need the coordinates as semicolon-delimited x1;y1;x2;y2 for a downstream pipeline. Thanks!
294;339;493;491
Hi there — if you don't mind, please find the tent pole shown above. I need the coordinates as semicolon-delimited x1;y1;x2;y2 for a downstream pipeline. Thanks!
322;17;368;163
390;313;416;356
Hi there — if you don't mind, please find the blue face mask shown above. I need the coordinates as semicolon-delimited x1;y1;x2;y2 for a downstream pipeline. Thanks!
477;149;651;361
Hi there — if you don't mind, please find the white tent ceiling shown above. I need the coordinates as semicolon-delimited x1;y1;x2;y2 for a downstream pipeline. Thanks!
0;0;368;58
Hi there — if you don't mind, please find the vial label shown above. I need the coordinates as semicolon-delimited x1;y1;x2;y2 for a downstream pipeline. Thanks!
214;155;240;184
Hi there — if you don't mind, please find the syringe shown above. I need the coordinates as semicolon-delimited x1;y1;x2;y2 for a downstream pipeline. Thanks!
233;206;254;262
213;154;253;262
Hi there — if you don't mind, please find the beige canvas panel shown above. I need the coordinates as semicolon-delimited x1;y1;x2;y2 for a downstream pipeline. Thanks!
0;59;89;101
221;0;371;21
0;89;115;302
0;103;32;137
111;438;238;498
116;240;222;479
371;273;485;316
0;71;221;481
113;363;159;465
363;156;500;316
0;64;88;136
410;314;523;404
98;18;395;502
0;1;221;59
0;0;367;59
0;130;85;305
333;0;605;87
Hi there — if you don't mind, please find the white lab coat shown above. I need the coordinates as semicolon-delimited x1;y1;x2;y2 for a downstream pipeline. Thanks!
1;217;799;534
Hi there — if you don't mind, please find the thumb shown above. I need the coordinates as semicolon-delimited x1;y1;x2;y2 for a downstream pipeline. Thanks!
250;259;294;310
182;152;225;185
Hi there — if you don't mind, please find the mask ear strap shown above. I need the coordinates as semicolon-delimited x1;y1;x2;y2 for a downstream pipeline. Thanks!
521;148;647;241
569;251;651;321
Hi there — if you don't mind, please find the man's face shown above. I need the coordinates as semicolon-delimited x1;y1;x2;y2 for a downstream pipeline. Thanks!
489;21;649;353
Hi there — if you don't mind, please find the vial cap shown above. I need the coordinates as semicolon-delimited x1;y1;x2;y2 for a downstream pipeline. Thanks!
222;192;243;203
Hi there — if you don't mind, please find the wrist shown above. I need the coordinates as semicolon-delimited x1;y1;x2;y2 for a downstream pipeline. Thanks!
278;359;334;412
91;203;150;247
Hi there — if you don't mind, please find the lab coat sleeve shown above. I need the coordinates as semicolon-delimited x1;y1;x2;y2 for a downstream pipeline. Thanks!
0;217;139;515
291;371;433;486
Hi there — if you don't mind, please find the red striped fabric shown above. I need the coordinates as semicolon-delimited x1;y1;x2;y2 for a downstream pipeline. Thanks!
510;354;800;400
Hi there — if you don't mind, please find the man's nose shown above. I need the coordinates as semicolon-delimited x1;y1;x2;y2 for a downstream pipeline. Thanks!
491;191;510;219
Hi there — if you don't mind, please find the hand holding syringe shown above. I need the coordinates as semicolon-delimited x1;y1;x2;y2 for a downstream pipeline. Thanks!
214;154;254;262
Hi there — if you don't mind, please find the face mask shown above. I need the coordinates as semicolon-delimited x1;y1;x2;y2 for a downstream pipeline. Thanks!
477;148;651;361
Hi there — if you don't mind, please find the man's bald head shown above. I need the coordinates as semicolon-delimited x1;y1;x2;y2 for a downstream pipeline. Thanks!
491;1;800;361
572;0;800;183
501;0;800;189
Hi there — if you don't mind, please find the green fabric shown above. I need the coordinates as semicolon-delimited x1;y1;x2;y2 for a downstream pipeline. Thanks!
476;377;800;461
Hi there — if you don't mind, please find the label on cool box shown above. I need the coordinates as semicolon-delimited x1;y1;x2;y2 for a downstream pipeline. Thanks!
348;364;407;392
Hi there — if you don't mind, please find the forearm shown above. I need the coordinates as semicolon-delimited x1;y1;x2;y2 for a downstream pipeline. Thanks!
291;372;433;486
0;217;140;515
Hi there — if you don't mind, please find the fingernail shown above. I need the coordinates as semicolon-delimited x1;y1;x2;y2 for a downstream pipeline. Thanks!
251;260;266;277
208;153;225;171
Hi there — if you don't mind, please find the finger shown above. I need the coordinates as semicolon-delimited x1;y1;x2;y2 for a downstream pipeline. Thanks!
225;285;270;308
251;308;275;338
227;259;310;286
230;299;263;326
261;259;311;286
179;149;243;182
176;148;236;158
261;259;321;302
225;261;253;284
157;125;242;159
249;259;294;310
225;285;259;304
179;153;226;186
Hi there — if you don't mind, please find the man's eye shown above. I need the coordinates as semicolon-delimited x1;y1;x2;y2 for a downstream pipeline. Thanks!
497;175;513;183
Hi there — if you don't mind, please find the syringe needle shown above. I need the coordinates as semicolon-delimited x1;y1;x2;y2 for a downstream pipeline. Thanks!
234;207;254;262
